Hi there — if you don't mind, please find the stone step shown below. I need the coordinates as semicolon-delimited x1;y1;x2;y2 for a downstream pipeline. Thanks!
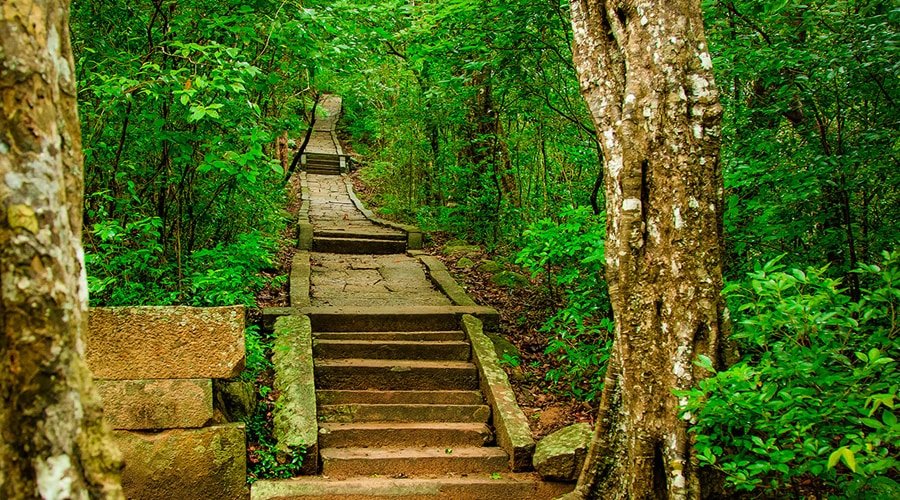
317;390;483;406
312;237;406;255
306;158;340;165
320;447;510;478
306;153;341;161
317;404;490;423
314;339;471;361
251;474;574;500
314;359;478;390
305;167;341;174
315;229;406;241
314;331;466;341
309;310;464;332
318;422;493;448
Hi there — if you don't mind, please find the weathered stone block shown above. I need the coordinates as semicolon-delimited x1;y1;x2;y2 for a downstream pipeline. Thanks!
463;314;535;471
272;315;318;474
96;379;212;430
115;424;247;500
533;423;592;482
213;379;257;423
87;306;245;379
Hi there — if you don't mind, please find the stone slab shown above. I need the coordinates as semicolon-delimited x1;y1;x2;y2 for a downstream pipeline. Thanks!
272;315;318;474
251;475;574;500
87;306;245;379
291;251;311;307
463;314;536;471
419;255;478;306
533;423;592;482
261;306;500;331
96;379;212;430
114;424;247;500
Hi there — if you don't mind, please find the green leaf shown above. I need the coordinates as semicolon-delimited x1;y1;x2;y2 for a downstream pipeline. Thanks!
827;447;857;473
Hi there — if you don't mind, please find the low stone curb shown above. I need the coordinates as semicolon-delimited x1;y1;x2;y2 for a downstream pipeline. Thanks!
290;251;311;307
418;255;477;307
272;315;318;474
342;177;423;250
298;172;313;250
462;314;535;471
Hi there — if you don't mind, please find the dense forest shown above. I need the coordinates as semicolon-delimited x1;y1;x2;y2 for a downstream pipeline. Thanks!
0;0;895;497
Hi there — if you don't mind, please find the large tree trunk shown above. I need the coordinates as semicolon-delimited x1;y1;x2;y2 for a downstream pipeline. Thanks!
565;1;728;498
0;1;124;497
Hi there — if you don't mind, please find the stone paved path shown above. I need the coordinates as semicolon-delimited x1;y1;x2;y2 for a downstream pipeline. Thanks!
306;95;342;155
306;175;400;236
309;253;452;307
304;109;444;305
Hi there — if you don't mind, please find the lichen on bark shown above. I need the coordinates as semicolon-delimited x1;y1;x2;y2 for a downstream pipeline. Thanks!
0;1;124;497
564;1;729;498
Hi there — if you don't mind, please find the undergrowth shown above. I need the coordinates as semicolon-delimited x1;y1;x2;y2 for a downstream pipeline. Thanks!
681;250;899;497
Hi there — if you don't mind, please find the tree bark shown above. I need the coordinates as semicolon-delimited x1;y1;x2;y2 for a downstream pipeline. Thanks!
565;1;728;498
0;1;124;498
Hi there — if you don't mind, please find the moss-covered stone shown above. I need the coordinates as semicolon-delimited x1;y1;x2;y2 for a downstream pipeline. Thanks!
456;257;476;269
490;271;529;288
443;244;482;256
476;259;503;273
114;424;247;499
272;315;318;474
462;315;535;471
213;379;257;423
486;333;520;360
532;423;592;482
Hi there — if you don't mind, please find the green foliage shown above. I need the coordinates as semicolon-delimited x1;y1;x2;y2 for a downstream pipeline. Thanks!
516;206;612;401
72;0;312;306
703;0;899;282
314;0;600;245
241;325;272;383
680;251;900;496
497;353;521;368
246;384;305;483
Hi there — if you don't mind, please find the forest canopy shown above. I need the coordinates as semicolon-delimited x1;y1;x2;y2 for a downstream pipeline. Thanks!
67;0;897;496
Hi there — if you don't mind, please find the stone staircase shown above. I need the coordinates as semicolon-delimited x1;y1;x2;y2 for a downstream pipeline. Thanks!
304;152;343;175
253;312;569;499
311;228;407;255
313;315;505;479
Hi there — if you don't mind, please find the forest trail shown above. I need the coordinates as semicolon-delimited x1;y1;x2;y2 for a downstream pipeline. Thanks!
254;99;570;499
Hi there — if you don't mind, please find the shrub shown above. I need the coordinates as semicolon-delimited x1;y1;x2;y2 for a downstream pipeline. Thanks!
680;251;899;497
516;206;612;401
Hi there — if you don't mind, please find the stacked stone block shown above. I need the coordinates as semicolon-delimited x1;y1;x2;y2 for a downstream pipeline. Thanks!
86;306;248;500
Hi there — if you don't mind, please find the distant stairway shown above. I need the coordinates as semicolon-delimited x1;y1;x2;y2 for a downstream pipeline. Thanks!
304;153;342;175
311;229;406;255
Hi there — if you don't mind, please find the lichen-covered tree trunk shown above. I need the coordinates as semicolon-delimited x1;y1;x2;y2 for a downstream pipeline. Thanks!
565;1;728;498
0;1;124;497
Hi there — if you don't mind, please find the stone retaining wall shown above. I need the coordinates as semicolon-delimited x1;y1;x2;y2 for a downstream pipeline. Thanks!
87;306;248;500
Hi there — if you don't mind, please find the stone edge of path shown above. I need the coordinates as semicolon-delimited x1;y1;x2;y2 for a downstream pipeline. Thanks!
298;172;313;250
290;250;311;307
462;314;536;472
262;306;500;331
342;176;423;250
272;315;318;475
418;255;478;307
